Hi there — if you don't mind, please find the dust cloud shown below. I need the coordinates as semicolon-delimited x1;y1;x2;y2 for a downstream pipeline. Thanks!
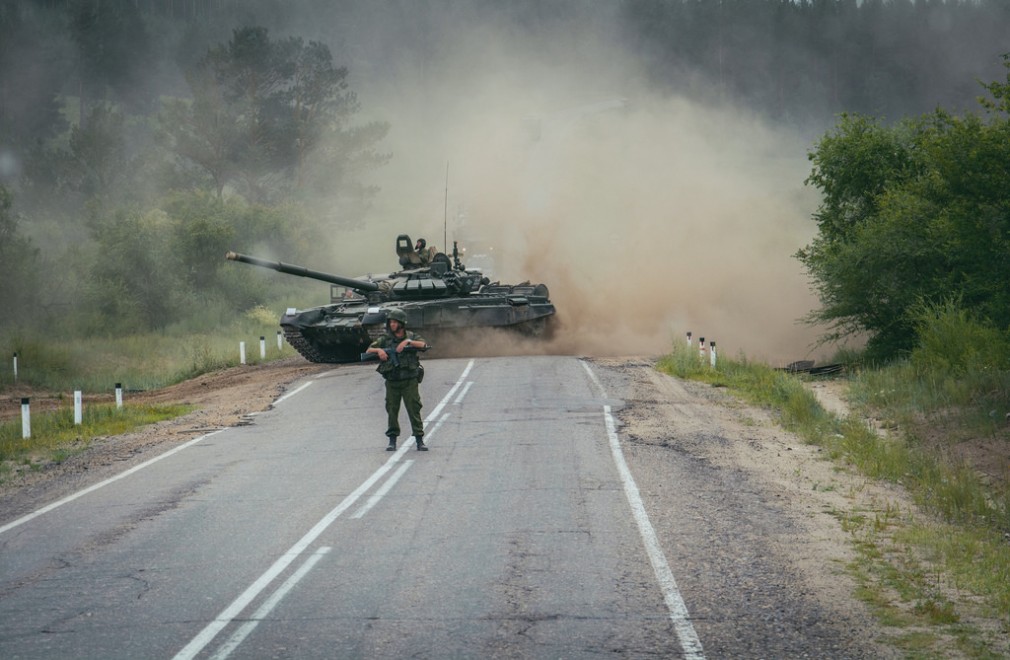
324;8;827;366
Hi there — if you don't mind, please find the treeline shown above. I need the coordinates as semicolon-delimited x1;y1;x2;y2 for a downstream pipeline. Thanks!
0;2;389;336
622;0;1010;128
2;0;1010;346
798;56;1010;361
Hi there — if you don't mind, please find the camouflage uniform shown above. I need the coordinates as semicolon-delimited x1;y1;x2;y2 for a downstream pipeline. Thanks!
370;329;426;446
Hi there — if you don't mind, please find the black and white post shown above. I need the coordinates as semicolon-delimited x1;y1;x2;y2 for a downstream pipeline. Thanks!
21;398;30;439
259;336;266;360
74;390;83;425
115;383;123;409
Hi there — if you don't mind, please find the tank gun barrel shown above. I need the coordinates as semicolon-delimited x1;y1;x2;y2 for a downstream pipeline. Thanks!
225;251;380;293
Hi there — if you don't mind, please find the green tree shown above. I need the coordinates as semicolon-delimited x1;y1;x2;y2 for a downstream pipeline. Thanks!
798;56;1010;360
86;208;183;333
0;4;68;155
0;186;42;328
63;103;129;201
67;0;155;120
160;26;387;212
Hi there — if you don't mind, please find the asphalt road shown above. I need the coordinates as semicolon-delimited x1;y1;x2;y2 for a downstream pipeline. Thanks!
0;356;881;659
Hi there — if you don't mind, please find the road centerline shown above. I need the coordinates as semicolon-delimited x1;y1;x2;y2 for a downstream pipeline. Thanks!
172;360;475;660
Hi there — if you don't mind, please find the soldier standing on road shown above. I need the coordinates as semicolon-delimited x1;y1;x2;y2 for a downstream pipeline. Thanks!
365;309;428;451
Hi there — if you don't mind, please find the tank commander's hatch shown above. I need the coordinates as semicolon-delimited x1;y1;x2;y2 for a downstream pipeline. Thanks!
396;234;424;268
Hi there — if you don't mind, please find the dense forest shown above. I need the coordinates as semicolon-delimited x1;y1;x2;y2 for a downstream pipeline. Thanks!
1;0;1008;359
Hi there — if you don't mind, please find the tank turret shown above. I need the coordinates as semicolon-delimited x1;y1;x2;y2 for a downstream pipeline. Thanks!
226;234;555;363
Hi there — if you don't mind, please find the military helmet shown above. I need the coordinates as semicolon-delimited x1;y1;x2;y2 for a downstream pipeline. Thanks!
386;309;408;326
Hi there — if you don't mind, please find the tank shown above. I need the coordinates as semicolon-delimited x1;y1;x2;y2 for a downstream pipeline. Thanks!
225;234;556;363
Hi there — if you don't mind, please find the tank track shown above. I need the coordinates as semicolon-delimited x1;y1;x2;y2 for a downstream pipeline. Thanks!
283;328;340;363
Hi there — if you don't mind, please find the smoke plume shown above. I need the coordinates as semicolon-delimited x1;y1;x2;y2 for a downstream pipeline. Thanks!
322;6;826;365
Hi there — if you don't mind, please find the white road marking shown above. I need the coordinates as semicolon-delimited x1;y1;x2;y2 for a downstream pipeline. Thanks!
581;360;705;660
173;362;474;660
0;430;224;536
1;376;324;537
454;381;474;405
209;546;332;660
352;460;414;518
272;381;314;405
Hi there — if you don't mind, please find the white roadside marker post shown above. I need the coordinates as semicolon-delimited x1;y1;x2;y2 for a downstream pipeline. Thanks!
74;390;83;425
240;341;246;365
21;398;30;439
260;336;266;360
115;383;123;409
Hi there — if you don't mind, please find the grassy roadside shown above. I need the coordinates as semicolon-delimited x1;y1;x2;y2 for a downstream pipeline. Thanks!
658;341;1010;658
0;308;293;480
0;402;193;475
0;306;291;392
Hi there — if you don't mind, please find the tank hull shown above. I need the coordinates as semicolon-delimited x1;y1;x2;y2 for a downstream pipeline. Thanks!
226;238;556;363
281;284;555;363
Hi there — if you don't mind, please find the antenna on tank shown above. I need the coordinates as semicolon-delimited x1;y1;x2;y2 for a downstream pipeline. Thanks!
443;161;449;252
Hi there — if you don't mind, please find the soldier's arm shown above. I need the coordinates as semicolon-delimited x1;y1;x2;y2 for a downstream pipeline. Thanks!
397;333;426;352
366;340;389;360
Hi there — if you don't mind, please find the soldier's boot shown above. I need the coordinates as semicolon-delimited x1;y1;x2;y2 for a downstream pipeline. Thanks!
415;436;428;451
386;437;397;451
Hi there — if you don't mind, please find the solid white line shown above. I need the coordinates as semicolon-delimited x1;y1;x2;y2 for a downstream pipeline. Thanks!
0;430;224;536
173;362;473;660
352;460;414;519
1;376;323;537
209;546;332;660
581;361;705;660
272;381;313;406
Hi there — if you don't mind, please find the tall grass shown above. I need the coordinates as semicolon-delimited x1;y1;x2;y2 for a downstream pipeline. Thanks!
0;305;295;478
660;334;1010;533
0;305;293;392
0;402;191;463
657;343;839;442
849;298;1010;436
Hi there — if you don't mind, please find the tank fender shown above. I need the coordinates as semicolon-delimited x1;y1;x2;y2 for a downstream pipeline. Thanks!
361;307;386;326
